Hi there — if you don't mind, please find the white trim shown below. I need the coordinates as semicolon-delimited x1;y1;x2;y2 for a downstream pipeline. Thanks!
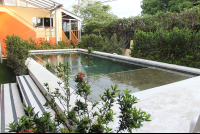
55;8;58;44
69;19;71;40
62;18;77;21
60;8;83;21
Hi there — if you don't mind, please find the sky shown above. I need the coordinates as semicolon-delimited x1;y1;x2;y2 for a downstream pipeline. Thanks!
55;0;143;18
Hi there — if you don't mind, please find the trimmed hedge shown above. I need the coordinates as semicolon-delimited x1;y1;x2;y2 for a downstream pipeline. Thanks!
130;27;200;68
77;33;124;55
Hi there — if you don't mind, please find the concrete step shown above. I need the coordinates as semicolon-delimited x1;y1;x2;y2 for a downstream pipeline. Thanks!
16;75;65;128
0;83;25;133
16;75;56;117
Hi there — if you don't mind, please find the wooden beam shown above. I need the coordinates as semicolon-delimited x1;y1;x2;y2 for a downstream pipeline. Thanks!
62;14;68;17
51;4;63;12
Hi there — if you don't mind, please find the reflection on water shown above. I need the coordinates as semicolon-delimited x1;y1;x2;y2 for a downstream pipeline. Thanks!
32;52;192;101
32;52;146;76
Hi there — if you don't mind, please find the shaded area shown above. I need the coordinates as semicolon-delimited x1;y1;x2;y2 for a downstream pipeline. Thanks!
0;59;16;85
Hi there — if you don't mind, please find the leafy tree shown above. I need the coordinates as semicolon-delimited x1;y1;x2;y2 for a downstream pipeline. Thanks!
141;0;200;15
72;0;118;29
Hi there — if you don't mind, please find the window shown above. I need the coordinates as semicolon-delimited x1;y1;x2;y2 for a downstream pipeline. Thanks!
4;0;15;6
17;0;26;7
32;17;53;27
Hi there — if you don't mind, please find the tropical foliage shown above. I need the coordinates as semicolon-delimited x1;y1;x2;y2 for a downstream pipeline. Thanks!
72;0;117;27
4;34;73;75
141;0;200;15
83;5;200;48
77;33;124;55
130;27;200;68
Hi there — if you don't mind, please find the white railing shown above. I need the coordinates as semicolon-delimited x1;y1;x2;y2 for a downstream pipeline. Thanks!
0;40;2;63
36;27;55;38
21;27;55;41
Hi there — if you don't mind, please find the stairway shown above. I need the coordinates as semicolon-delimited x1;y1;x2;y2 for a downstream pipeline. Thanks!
0;83;25;133
70;30;79;47
0;75;62;132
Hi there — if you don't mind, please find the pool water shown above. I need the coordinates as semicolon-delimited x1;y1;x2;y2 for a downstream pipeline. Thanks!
32;52;147;77
31;52;192;101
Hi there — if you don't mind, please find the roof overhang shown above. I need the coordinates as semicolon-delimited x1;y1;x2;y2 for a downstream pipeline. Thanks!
20;0;63;11
61;8;83;21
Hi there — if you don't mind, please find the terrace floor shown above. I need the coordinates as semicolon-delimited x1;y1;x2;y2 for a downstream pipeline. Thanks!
113;75;200;133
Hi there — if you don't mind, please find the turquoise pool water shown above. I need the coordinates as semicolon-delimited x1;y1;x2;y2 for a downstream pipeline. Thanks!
32;52;147;77
31;52;192;101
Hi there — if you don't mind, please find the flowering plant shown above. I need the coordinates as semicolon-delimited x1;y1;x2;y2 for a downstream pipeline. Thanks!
8;106;60;133
75;72;85;82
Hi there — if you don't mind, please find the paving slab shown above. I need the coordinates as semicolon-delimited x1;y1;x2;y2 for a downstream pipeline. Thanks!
107;75;200;133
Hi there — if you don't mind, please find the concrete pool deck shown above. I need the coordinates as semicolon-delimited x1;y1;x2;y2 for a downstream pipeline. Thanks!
114;75;200;133
28;49;200;133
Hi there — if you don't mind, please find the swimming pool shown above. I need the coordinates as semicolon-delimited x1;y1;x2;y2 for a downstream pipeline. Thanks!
30;50;193;101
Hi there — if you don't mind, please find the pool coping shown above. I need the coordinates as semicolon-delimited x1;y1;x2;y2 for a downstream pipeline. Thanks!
27;48;200;133
29;48;200;76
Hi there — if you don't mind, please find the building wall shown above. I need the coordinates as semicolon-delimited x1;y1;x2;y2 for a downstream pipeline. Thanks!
0;5;63;54
5;6;54;28
0;11;34;54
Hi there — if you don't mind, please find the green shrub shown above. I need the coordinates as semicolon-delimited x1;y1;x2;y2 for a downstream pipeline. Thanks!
77;34;104;51
77;33;123;55
103;33;124;54
57;41;73;49
4;35;30;75
8;106;59;133
4;35;75;75
130;27;200;68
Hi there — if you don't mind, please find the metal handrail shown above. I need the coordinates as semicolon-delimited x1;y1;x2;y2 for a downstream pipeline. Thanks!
2;6;35;28
0;40;2;63
22;27;55;40
72;30;80;39
71;30;79;46
36;27;55;38
21;27;37;37
0;6;37;41
1;6;56;41
23;32;37;40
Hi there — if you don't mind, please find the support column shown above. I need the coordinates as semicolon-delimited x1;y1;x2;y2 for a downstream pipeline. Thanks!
69;20;71;40
79;20;81;41
55;8;58;45
50;10;52;37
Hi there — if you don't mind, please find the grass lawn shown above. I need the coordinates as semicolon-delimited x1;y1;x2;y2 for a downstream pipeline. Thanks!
0;59;16;86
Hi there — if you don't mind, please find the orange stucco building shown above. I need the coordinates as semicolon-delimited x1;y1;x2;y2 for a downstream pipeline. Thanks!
0;0;83;55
